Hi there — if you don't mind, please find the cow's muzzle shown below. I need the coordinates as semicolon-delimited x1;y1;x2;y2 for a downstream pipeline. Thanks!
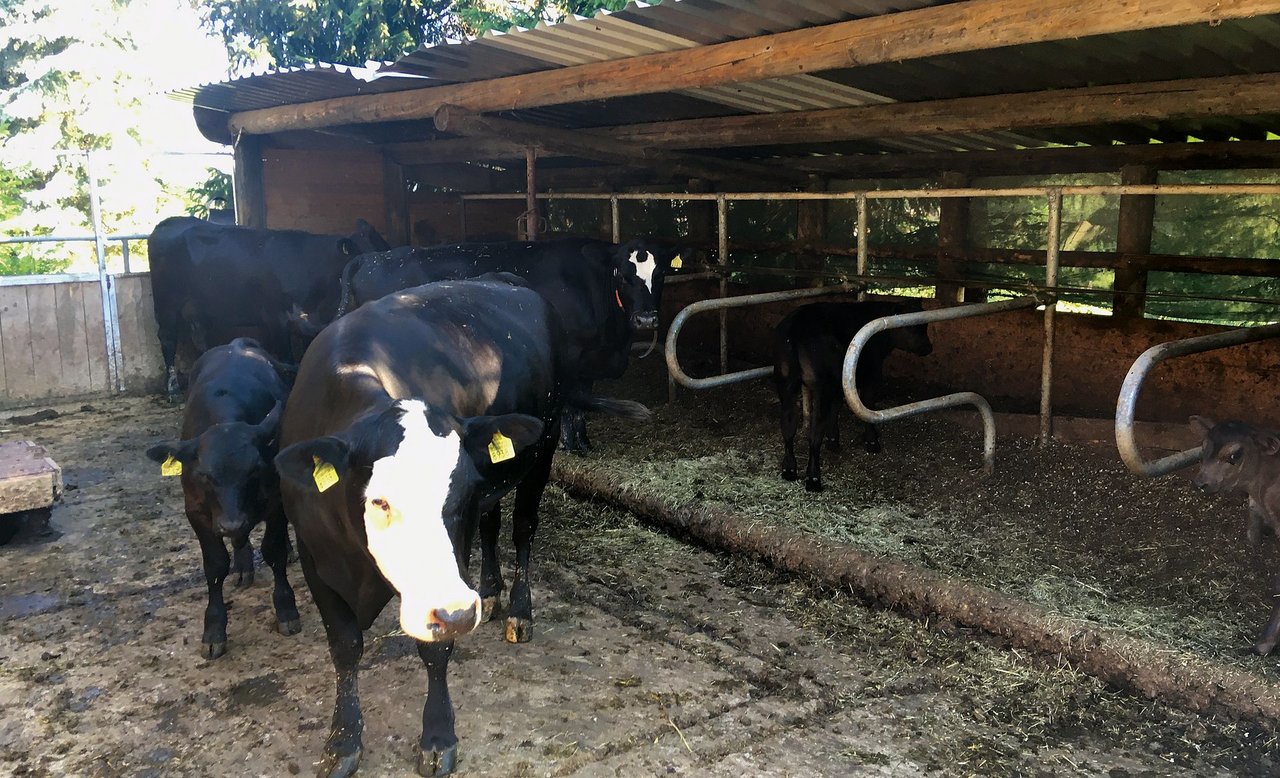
631;310;658;332
215;514;250;537
403;593;483;642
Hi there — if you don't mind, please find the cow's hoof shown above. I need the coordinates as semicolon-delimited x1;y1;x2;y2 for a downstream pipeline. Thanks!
804;478;823;493
505;617;532;644
863;441;882;454
480;596;500;623
317;748;361;778
781;468;798;482
277;618;301;636
416;744;458;777
234;570;255;588
201;641;226;660
1254;639;1277;656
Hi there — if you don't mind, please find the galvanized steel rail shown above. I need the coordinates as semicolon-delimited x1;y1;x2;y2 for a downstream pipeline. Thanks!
841;296;1044;476
1115;322;1280;478
665;284;862;390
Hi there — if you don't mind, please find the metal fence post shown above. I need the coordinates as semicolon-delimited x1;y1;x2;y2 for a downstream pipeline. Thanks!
86;151;124;393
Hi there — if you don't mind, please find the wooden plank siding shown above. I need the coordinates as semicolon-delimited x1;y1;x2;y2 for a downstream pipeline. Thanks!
0;277;163;409
262;148;388;236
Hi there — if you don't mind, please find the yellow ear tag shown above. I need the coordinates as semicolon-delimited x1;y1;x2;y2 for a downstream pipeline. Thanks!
312;456;339;493
670;254;683;269
160;455;182;477
488;432;516;463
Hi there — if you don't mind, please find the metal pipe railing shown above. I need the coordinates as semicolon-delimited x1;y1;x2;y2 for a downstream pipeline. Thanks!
1115;322;1280;477
841;296;1044;476
666;283;862;390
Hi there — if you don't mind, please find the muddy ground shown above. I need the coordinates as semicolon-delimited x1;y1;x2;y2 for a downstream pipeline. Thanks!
1;394;1278;776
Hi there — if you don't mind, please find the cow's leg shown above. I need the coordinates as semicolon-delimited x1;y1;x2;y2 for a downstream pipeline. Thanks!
261;512;300;636
858;377;882;453
805;384;835;492
507;432;556;644
826;414;842;452
778;378;801;482
478;504;504;623
559;405;589;455
299;540;365;778
194;526;230;659
1253;570;1280;655
231;532;255;588
415;640;458;776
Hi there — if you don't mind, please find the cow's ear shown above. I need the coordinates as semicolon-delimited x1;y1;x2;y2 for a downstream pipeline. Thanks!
338;237;360;256
1189;415;1216;435
1254;431;1280;457
460;414;545;468
275;436;352;494
146;438;197;476
254;401;285;446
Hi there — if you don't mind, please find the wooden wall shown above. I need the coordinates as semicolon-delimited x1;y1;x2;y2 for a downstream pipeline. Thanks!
262;148;389;236
0;275;164;409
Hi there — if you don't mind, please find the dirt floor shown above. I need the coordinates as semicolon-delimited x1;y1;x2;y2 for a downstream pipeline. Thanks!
1;393;1279;776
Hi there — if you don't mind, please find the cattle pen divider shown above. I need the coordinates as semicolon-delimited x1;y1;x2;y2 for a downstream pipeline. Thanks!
1115;321;1280;478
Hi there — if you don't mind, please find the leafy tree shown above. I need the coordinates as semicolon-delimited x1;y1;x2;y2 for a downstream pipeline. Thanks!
198;0;635;70
183;168;234;218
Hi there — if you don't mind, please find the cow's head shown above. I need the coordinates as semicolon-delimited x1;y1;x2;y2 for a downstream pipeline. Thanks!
275;399;544;643
1190;416;1280;495
612;241;690;331
147;402;283;537
339;219;392;257
886;300;933;357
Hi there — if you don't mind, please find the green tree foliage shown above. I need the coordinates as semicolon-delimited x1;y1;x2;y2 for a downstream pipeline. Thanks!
198;0;635;70
183;168;234;218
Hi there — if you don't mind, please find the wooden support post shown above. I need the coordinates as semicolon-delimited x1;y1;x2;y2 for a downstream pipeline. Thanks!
232;135;266;228
522;147;540;240
796;182;828;286
936;171;971;304
1113;164;1157;318
382;154;409;245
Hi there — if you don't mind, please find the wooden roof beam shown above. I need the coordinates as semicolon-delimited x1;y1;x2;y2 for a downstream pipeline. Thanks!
604;73;1280;149
226;0;1280;136
431;105;813;187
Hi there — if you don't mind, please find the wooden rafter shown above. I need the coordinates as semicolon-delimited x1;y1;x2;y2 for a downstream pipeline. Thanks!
226;0;1280;136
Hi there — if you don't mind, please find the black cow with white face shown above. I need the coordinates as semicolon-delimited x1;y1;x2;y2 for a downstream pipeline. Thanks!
145;337;299;659
774;300;933;492
335;237;682;453
147;216;389;399
1190;416;1280;654
274;277;646;777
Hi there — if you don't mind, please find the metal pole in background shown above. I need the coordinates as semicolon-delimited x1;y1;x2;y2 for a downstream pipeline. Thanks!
1039;189;1061;446
86;151;124;393
717;194;728;374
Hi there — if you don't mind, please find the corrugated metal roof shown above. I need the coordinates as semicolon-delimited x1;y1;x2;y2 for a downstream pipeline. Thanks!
181;0;1280;158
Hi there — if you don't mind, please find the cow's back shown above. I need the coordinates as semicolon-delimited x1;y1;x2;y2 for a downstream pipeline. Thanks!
183;339;289;436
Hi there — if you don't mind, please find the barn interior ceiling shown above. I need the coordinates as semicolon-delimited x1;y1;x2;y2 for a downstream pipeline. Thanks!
174;0;1280;188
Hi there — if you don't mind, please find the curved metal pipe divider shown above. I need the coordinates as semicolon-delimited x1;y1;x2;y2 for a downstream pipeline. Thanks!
841;296;1043;476
665;283;862;390
1115;321;1280;478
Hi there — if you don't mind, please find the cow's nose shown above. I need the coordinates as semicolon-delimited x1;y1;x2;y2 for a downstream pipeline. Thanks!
215;516;248;537
632;311;658;331
426;597;482;640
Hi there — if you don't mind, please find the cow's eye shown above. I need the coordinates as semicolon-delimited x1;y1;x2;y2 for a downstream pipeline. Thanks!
1227;450;1242;465
371;497;390;511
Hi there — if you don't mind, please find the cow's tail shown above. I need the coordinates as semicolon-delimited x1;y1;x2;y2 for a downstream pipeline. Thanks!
564;391;651;422
336;256;363;317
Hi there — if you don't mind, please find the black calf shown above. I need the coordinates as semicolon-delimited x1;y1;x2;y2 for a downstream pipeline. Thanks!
773;301;933;492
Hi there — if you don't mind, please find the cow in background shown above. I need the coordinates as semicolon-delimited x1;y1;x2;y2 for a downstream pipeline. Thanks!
1190;416;1280;654
147;216;389;400
274;277;647;776
335;237;682;453
145;337;299;659
774;300;933;492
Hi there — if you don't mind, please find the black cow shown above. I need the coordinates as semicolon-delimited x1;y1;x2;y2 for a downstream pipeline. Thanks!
147;216;389;399
274;277;647;777
1190;416;1280;654
336;237;681;453
774;300;933;492
145;337;299;659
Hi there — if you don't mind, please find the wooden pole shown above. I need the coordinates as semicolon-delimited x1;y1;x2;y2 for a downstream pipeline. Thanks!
381;154;409;245
228;0;1280;136
232;135;266;228
1113;165;1158;318
523;147;539;240
937;171;971;304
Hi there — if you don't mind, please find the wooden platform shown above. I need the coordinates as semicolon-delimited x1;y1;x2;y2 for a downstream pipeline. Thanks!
0;441;62;514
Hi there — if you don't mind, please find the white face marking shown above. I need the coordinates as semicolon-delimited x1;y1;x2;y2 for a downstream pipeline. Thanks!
629;250;657;293
362;399;480;641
